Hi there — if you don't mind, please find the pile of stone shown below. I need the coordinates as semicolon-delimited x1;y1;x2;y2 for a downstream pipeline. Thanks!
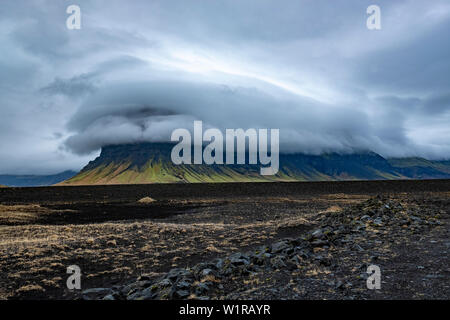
82;236;320;300
316;196;442;244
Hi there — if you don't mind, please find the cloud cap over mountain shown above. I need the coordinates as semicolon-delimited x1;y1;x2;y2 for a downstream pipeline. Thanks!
0;0;449;174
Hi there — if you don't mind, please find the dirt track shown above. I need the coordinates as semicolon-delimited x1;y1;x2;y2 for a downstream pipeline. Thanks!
0;180;449;300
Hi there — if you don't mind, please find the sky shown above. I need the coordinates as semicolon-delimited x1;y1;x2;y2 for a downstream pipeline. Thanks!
0;0;449;174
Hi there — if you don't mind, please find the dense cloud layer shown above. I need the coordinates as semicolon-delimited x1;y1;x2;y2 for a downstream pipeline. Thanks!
0;0;449;174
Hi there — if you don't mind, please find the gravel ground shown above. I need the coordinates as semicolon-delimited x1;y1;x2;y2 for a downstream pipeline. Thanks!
0;180;448;300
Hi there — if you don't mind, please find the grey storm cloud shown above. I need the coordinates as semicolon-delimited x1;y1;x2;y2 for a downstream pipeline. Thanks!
40;74;97;97
0;0;450;174
65;78;378;156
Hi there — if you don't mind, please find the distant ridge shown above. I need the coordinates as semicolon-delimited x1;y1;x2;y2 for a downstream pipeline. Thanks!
0;170;78;187
60;143;450;185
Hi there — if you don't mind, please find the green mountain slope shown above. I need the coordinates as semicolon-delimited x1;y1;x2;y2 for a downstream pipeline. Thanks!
388;157;450;178
62;143;450;185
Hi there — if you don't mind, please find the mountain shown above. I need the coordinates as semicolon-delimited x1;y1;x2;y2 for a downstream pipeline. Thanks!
61;143;450;185
388;157;450;178
0;170;78;187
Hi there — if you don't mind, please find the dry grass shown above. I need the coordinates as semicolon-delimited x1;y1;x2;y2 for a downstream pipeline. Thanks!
319;205;343;214
0;204;50;224
0;204;76;225
0;195;331;299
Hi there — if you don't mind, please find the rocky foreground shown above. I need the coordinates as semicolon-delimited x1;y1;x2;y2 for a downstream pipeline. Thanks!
82;196;448;300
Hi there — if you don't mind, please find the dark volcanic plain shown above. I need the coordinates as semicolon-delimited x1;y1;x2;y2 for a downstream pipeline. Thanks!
0;180;449;300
